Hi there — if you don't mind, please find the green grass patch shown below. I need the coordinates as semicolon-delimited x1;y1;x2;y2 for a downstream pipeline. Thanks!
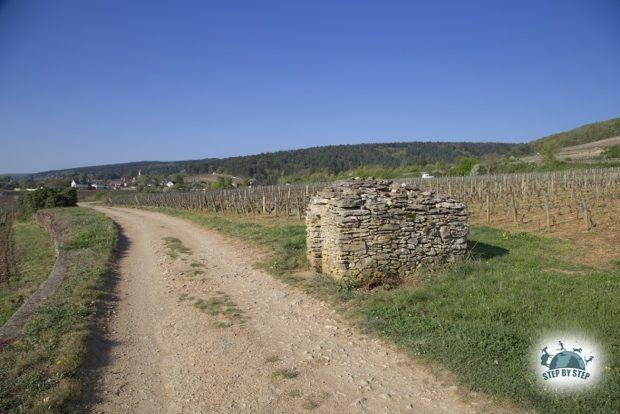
302;399;319;410
361;228;619;413
287;389;302;398
301;391;329;410
0;221;55;325
162;236;191;259
0;207;116;413
273;368;299;379
192;292;244;327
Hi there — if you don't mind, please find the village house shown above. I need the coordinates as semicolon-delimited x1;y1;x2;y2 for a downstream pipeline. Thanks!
91;181;107;190
106;179;127;189
70;180;90;189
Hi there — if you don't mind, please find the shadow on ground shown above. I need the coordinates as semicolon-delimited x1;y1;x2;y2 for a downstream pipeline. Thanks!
468;240;509;260
78;222;129;409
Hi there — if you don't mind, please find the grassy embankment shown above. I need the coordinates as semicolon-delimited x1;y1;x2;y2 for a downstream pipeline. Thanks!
155;207;619;414
0;220;56;325
0;208;116;413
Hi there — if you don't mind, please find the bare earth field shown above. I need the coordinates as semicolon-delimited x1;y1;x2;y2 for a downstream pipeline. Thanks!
468;199;620;267
83;206;523;414
521;136;620;162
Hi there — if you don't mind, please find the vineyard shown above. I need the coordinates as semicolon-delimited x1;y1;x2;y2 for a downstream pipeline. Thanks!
0;195;18;282
103;183;326;219
103;168;619;234
406;168;620;234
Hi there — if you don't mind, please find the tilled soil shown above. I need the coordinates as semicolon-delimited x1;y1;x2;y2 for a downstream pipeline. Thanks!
83;206;525;414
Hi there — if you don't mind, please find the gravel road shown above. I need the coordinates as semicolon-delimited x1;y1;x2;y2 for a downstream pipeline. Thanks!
83;206;524;414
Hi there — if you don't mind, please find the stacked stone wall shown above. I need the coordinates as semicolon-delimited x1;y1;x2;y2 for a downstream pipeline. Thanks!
306;178;468;279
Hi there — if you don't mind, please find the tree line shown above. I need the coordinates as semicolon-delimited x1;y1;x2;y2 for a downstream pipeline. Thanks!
30;141;528;184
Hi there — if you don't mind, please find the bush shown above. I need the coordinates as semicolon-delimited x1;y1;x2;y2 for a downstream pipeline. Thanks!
451;156;478;176
603;144;620;159
18;188;77;220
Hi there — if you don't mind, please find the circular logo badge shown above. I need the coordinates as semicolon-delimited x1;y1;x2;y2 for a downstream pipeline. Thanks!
533;333;603;393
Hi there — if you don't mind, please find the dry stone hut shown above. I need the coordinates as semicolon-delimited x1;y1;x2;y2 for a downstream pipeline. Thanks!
306;178;469;281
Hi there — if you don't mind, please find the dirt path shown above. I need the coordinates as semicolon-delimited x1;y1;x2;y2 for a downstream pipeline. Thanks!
84;206;524;414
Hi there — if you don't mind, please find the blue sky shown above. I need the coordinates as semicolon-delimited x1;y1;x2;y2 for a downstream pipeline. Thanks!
1;0;619;173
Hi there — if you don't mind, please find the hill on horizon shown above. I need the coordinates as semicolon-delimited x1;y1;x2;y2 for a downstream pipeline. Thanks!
27;117;618;183
532;117;620;149
32;141;528;183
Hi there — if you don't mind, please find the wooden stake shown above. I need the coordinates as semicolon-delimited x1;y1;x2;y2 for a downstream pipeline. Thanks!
485;192;490;224
543;194;551;231
510;190;518;223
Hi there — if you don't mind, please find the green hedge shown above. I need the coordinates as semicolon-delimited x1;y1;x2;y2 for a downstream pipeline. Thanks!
18;188;77;220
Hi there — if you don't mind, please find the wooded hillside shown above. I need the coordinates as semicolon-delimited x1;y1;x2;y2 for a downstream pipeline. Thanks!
532;117;620;149
34;142;527;183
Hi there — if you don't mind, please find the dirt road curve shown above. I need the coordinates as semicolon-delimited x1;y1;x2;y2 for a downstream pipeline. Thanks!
83;206;521;414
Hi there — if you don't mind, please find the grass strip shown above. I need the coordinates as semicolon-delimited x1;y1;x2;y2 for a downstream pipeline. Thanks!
162;236;191;259
361;228;619;413
0;207;116;413
0;221;55;325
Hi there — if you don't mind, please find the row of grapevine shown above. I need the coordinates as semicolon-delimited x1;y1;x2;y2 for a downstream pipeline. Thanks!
0;194;18;215
104;168;619;232
0;196;17;282
0;214;14;281
404;168;619;231
104;183;326;219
